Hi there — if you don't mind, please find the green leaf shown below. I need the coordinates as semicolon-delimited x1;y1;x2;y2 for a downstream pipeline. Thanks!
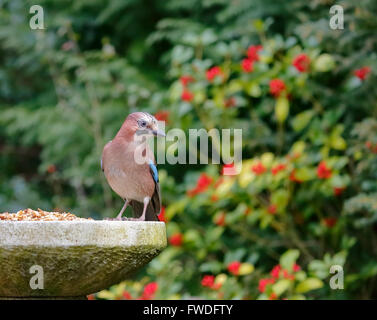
295;167;315;181
272;279;291;296
280;249;300;270
314;54;335;72
97;290;116;300
271;189;289;209
332;251;347;266
308;260;328;279
330;135;346;150
238;263;255;275
260;214;273;229
206;227;224;244
289;294;306;300
292;110;314;132
201;29;217;45
228;80;244;93
253;19;264;32
294;271;307;282
275;97;289;123
224;248;246;265
199;261;223;274
295;278;323;293
290;141;306;154
246;83;262;97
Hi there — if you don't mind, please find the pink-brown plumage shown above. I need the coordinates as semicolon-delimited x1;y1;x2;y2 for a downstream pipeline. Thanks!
101;112;164;221
102;138;155;203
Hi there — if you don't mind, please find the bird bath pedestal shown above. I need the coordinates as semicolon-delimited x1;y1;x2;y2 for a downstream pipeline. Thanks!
0;221;166;299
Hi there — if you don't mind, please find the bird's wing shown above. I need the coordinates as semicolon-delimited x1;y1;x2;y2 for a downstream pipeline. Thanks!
148;160;161;217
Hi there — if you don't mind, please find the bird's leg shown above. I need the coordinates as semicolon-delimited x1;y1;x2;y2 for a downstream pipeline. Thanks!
115;199;129;220
116;197;150;221
136;197;150;221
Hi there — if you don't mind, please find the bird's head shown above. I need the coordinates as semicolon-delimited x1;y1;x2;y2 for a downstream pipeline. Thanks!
121;112;166;139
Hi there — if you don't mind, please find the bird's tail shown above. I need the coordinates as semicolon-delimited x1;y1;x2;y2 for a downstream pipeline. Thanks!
130;200;159;221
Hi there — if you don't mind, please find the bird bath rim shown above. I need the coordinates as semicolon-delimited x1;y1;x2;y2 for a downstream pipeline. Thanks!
0;220;167;299
0;220;166;246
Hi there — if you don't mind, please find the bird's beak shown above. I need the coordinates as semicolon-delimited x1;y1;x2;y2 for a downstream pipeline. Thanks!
152;129;166;137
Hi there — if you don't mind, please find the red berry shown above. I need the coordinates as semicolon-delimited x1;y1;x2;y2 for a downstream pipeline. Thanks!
180;75;194;86
210;195;219;202
169;233;183;247
251;162;266;175
317;161;332;179
292;263;301;272
258;278;275;293
215;212;226;226
282;269;295;280
227;261;241;275
269;292;278;300
158;206;167;222
201;275;215;288
271;163;286;175
224;97;236;108
292;54;311;72
47;164;56;174
247;45;263;62
269;79;286;97
141;282;158;299
289;169;302;183
181;90;194;102
241;58;253;72
122;291;132;300
354;66;371;81
270;264;281;278
187;173;213;197
267;204;277;215
154;110;170;123
323;217;337;228
333;187;346;196
206;66;222;82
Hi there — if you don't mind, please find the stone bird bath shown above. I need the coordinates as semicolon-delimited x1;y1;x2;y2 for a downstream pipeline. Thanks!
0;221;166;299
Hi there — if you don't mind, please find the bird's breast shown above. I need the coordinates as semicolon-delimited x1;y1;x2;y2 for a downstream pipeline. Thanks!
102;138;155;202
105;161;154;203
107;165;126;179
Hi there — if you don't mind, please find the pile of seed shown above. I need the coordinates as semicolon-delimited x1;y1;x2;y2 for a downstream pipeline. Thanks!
0;208;92;221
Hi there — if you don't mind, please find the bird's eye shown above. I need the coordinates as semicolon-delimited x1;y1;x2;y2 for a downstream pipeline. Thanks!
139;120;147;127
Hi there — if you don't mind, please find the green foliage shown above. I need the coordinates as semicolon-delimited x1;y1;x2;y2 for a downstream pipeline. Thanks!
1;0;377;299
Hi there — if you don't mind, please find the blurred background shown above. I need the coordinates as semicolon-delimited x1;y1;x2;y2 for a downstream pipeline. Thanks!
0;0;377;299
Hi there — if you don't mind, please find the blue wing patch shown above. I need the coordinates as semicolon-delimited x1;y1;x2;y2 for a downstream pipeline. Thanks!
149;160;159;183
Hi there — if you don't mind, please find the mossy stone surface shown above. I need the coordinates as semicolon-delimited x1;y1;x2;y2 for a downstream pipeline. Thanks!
0;221;166;297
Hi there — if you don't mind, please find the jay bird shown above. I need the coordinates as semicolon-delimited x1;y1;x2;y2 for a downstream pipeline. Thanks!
101;112;165;221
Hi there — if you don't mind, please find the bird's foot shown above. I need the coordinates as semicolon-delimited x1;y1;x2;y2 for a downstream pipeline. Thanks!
104;217;143;221
104;217;123;221
121;217;144;221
